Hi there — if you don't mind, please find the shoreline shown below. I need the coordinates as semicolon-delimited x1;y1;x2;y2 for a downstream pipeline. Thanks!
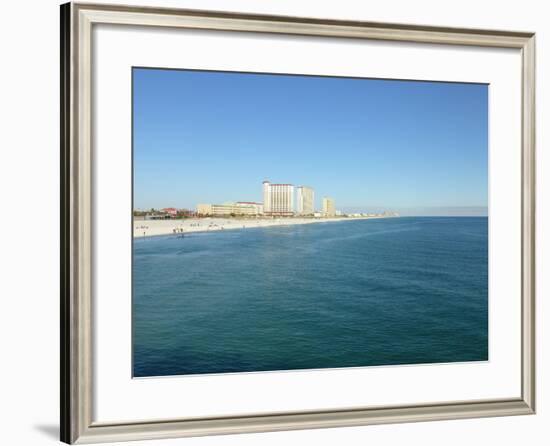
133;216;391;238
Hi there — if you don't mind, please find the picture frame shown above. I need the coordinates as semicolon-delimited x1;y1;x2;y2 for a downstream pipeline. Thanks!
60;2;536;444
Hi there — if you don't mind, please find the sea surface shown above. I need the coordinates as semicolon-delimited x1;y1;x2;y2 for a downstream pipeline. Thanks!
133;217;488;377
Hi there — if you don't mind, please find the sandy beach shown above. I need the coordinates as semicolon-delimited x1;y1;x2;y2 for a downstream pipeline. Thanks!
133;216;388;238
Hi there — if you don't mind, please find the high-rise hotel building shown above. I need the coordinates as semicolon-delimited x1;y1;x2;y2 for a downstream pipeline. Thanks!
263;180;295;216
296;186;315;215
322;197;336;217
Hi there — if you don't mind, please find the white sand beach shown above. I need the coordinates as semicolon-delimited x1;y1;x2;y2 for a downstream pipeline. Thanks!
133;216;388;238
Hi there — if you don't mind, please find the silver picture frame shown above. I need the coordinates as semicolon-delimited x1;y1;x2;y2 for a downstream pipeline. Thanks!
60;2;536;443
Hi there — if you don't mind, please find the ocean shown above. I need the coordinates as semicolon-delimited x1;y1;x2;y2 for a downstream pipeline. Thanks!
133;217;488;377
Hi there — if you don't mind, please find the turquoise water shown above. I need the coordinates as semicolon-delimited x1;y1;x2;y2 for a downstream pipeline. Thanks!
133;217;488;377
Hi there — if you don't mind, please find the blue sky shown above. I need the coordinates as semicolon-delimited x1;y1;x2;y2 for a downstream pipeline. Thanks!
133;68;488;216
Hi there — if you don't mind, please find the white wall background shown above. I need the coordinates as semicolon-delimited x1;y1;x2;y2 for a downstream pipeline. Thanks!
0;0;547;445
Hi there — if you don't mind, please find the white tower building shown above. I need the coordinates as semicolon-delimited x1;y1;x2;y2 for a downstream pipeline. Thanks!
262;180;295;216
263;181;271;214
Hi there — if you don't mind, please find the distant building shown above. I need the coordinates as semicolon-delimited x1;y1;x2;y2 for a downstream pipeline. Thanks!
335;210;342;216
322;197;335;217
263;180;294;216
177;208;195;217
196;202;261;216
145;213;170;220
236;202;264;215
196;204;211;215
161;207;178;218
296;186;314;215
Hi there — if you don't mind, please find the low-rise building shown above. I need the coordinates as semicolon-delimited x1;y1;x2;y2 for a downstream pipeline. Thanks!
177;208;195;217
145;213;171;220
196;204;213;215
236;202;264;215
161;207;178;218
196;202;262;216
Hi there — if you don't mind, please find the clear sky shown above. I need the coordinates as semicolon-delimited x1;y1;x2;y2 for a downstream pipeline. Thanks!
133;68;488;216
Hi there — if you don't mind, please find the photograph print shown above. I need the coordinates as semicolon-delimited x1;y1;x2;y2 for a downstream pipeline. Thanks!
132;67;488;378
